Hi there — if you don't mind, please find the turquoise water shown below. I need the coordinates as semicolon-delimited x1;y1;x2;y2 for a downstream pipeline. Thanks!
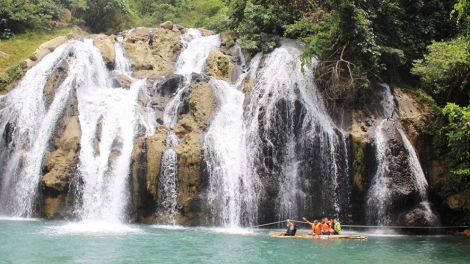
1;219;469;263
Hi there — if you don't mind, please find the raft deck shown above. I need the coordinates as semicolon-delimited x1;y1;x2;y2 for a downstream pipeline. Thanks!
269;231;368;240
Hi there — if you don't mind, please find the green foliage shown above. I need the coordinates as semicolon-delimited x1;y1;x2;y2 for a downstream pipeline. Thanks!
0;0;62;36
441;103;470;166
128;0;226;29
352;143;365;173
0;27;75;92
217;56;229;76
230;1;300;54
431;102;470;199
0;62;27;92
71;0;132;33
411;38;470;105
452;0;470;36
436;169;470;199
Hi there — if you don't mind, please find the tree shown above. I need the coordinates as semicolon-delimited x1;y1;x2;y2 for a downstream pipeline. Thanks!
0;0;62;35
412;38;470;105
72;0;132;32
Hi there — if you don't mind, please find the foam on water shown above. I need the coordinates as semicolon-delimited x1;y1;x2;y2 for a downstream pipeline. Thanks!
151;224;187;230
0;216;40;221
42;221;144;236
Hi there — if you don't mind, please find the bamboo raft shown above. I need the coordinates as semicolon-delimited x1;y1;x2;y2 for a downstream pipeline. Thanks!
269;231;368;240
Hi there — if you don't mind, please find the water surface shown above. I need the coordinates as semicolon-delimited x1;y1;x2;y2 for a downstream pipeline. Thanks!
0;220;469;263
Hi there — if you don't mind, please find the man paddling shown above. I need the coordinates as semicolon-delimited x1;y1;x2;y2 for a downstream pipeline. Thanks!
302;217;321;235
279;219;297;236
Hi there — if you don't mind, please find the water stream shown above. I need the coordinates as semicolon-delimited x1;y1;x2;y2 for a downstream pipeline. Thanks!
366;84;437;226
156;30;221;224
0;41;107;217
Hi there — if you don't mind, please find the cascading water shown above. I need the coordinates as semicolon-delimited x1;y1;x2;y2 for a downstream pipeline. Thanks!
396;126;438;225
156;30;221;224
73;38;156;223
114;35;132;74
0;41;107;217
204;39;350;226
0;36;156;224
244;40;349;222
366;84;437;226
366;119;394;225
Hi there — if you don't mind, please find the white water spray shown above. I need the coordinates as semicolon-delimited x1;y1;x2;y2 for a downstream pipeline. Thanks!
156;30;221;224
0;40;108;217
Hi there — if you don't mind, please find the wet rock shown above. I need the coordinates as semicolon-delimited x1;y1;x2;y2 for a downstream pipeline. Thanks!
91;34;116;69
172;81;213;225
130;126;167;223
158;74;184;97
404;208;427;226
111;74;132;89
206;50;234;83
42;116;81;219
174;24;185;31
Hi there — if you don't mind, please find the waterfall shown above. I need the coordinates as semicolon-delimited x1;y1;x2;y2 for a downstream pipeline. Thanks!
366;84;437;226
114;35;132;74
205;39;349;226
244;40;349;221
397;127;438;225
0;41;106;217
72;38;157;223
366;119;394;225
156;30;221;224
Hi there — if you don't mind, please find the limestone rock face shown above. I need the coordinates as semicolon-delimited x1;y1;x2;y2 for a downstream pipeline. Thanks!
91;34;116;69
42;116;81;219
122;27;181;78
172;82;213;225
206;50;234;83
130;126;167;223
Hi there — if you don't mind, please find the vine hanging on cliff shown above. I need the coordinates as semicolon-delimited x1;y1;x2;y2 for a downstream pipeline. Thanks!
313;43;371;110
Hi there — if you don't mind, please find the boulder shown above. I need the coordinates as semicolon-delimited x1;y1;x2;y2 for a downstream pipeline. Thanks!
60;8;72;23
404;208;427;226
206;50;235;83
160;21;174;30
456;228;470;236
447;192;470;210
91;34;116;69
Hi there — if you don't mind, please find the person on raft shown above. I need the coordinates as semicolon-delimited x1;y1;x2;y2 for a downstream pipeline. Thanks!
279;219;297;236
332;219;342;235
321;217;334;235
302;217;322;235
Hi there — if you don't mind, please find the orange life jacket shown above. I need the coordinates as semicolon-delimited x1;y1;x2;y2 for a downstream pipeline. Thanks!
313;223;322;235
322;221;333;233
